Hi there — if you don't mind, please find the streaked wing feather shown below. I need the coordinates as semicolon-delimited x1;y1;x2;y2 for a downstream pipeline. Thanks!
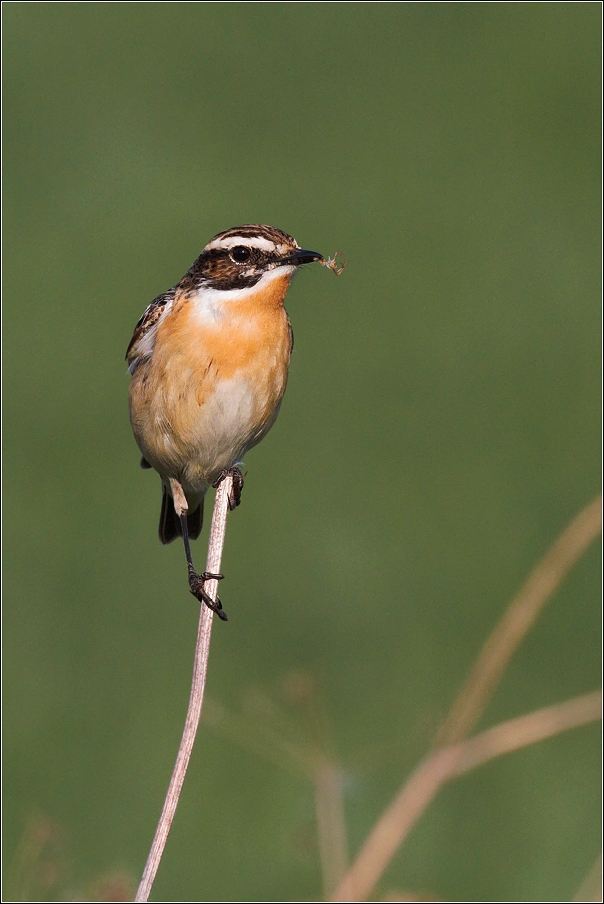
126;289;175;373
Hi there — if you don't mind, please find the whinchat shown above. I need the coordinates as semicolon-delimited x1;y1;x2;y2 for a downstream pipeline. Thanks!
127;225;325;619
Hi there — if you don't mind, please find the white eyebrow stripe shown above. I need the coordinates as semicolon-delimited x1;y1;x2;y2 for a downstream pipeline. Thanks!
204;235;296;254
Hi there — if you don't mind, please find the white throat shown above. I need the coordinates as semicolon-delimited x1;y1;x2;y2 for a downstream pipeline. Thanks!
189;265;295;322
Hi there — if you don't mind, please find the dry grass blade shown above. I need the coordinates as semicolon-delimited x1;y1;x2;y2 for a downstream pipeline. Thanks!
135;475;233;903
203;679;350;898
434;494;602;748
314;758;350;898
330;691;601;903
572;852;603;903
330;496;601;902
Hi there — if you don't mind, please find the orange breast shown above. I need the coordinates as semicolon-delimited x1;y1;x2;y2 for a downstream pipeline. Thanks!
158;271;292;400
129;271;294;490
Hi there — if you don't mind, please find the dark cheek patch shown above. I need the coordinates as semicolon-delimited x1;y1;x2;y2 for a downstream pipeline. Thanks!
207;270;262;290
182;248;267;291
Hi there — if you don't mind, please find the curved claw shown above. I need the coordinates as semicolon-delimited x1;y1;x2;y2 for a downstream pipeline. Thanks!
188;569;229;620
201;593;228;620
212;466;245;510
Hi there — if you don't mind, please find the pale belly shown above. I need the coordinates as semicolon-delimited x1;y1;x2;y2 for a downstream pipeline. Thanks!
129;364;285;496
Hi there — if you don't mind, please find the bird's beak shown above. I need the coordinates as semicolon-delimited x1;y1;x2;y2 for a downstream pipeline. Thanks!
277;248;324;266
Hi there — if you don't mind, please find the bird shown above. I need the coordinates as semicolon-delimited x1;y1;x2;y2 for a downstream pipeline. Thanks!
126;224;325;619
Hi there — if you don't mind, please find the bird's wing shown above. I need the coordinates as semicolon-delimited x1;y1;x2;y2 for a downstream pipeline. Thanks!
126;289;175;374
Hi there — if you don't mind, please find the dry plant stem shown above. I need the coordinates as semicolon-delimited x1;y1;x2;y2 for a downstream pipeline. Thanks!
314;759;349;898
135;475;233;904
203;699;349;895
434;494;602;748
330;691;602;903
330;497;602;903
572;852;603;903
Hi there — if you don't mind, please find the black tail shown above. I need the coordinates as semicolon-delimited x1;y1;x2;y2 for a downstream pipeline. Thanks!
159;486;204;545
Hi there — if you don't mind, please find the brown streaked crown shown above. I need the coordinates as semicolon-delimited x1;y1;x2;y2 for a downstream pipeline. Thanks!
207;224;297;249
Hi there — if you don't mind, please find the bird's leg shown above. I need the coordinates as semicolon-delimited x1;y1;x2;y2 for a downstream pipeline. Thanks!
213;466;245;511
169;478;228;621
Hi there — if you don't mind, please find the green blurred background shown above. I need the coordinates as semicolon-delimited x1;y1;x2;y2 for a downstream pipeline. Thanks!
3;3;600;901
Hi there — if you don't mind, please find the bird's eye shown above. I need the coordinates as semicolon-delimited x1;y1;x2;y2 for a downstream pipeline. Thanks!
230;246;251;263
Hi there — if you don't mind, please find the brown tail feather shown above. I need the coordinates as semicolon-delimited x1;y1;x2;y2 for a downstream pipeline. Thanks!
158;486;204;545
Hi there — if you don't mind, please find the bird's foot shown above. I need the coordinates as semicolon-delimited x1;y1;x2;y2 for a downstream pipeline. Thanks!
188;566;228;621
213;466;245;511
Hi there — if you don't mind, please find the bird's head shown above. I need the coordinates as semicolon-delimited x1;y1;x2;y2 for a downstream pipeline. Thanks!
182;225;324;292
